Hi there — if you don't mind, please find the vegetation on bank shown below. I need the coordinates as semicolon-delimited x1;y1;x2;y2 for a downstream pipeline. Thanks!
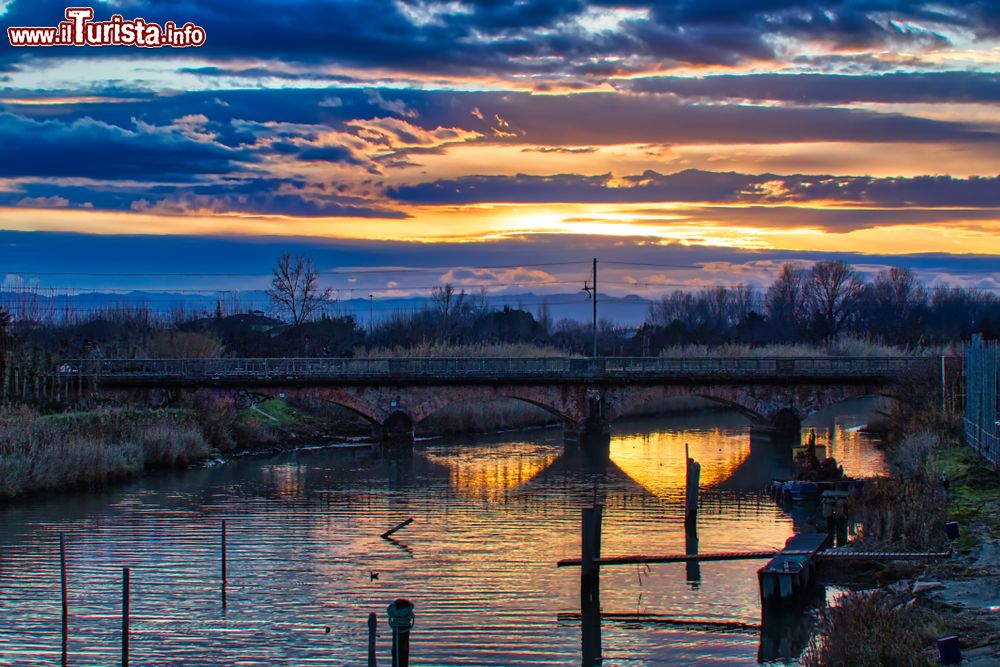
937;442;1000;552
0;407;209;498
801;588;946;667
804;358;1000;665
0;398;280;499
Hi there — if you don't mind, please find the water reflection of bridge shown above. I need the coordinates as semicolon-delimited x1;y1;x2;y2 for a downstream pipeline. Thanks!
420;426;797;506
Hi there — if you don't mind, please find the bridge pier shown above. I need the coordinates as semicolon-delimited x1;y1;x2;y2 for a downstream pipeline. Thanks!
766;409;803;441
564;393;611;450
564;421;611;449
374;412;415;449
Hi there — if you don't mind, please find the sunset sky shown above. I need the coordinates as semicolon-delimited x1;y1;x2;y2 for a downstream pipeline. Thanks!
2;0;999;298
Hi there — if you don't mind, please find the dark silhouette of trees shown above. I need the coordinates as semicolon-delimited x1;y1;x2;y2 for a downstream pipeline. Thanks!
0;306;11;388
765;263;807;341
804;260;865;340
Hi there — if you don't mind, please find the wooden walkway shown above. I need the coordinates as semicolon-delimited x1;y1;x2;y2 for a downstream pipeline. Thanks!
758;533;829;606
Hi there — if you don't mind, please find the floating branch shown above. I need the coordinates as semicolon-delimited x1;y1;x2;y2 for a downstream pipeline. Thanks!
380;518;414;539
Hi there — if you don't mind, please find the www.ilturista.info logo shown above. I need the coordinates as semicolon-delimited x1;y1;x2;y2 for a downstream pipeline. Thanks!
7;7;206;48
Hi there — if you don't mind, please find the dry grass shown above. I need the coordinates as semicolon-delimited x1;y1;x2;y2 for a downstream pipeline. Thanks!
853;433;948;551
657;338;933;358
801;589;945;667
0;407;210;498
355;342;569;358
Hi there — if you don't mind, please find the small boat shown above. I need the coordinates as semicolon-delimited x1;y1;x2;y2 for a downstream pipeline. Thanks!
781;480;821;501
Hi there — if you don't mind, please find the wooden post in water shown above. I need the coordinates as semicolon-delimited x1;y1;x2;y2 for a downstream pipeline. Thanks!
593;503;603;565
60;532;68;667
685;445;700;527
580;504;603;666
367;612;377;667
221;520;227;609
121;567;130;667
581;507;597;581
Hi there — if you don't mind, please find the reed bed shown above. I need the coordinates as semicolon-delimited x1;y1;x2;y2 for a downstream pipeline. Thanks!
0;407;210;499
801;589;944;667
657;338;935;359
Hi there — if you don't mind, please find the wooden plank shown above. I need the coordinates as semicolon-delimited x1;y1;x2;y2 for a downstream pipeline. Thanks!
816;550;951;560
558;550;776;567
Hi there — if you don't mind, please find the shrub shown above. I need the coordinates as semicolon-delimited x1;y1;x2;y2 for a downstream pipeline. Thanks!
801;589;943;667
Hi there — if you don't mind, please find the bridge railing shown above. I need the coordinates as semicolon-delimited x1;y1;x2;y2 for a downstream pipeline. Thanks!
58;356;929;381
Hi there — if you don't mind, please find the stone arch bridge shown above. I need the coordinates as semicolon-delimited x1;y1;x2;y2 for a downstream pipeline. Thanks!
68;356;926;447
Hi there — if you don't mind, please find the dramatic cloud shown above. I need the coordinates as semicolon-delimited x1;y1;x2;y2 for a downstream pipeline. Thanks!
622;72;1000;104
0;112;250;181
2;0;998;271
390;169;1000;207
4;0;999;77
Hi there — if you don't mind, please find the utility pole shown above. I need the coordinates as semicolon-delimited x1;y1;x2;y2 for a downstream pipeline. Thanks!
592;258;598;359
582;259;598;358
369;294;374;336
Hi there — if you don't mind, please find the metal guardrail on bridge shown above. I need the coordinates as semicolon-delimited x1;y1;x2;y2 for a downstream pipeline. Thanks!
58;356;929;383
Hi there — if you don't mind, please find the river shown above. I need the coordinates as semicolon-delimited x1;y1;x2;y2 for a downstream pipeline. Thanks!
0;399;886;666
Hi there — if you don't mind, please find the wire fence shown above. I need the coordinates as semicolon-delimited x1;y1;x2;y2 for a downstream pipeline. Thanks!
964;336;1000;465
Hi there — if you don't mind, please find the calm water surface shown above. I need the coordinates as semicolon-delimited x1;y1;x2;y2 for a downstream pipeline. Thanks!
0;400;885;666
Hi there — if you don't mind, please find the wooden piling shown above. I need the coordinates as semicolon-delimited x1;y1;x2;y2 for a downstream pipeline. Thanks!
60;532;68;667
685;447;700;526
593;503;603;563
581;507;597;580
367;612;377;667
580;504;603;666
221;520;227;609
685;520;701;586
121;567;130;667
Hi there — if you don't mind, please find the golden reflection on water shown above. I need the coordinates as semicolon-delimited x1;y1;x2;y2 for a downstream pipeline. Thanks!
421;441;560;502
263;462;307;499
610;426;752;499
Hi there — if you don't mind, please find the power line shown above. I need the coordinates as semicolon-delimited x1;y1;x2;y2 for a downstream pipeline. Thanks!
11;260;590;278
0;281;583;294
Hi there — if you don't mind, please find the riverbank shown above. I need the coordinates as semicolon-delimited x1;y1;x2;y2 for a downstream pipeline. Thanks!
0;407;212;499
803;429;1000;665
0;398;280;499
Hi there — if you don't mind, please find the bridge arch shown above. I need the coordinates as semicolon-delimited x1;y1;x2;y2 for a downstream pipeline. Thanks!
276;387;386;425
403;385;586;426
412;395;570;428
604;385;772;425
603;383;888;429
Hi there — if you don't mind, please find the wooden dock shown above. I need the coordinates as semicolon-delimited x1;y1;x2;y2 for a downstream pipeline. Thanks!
758;533;829;607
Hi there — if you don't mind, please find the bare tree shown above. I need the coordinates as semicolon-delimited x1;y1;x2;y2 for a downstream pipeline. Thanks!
766;263;807;337
869;267;927;343
874;267;926;316
648;290;695;328
266;253;333;325
804;260;864;339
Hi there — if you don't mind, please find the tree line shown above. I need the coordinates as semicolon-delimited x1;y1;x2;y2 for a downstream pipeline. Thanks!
642;261;1000;349
0;258;998;373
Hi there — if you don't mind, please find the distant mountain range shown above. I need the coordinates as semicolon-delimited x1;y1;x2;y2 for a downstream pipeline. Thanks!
2;290;654;328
